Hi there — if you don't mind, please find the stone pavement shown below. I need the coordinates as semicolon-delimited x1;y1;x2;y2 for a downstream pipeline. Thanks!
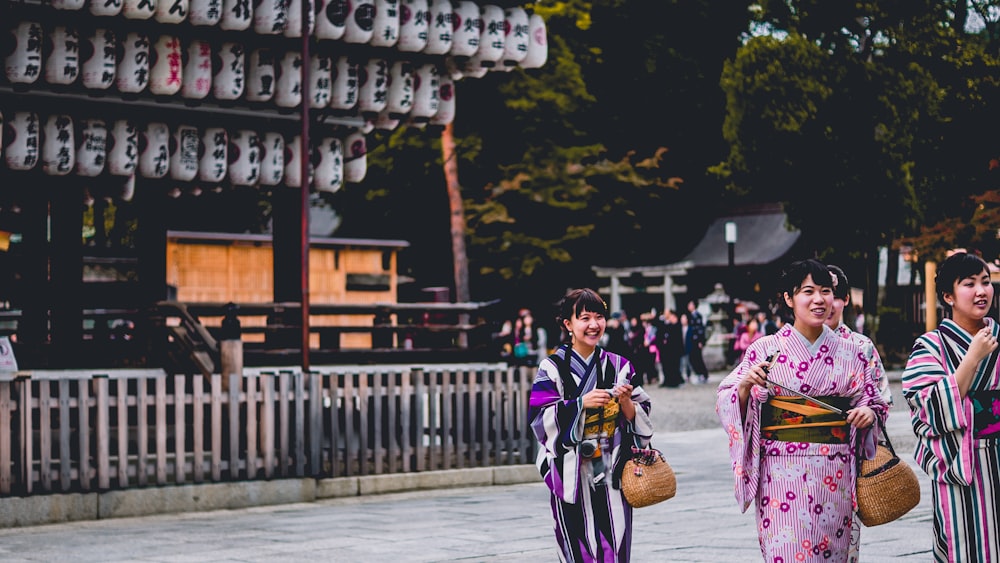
0;371;935;562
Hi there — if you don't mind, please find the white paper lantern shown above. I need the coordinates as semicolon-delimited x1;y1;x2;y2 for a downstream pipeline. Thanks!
500;7;529;69
474;4;504;68
6;22;44;85
423;0;452;55
282;0;314;37
149;35;183;96
315;0;348;40
245;48;276;102
170;125;200;181
274;51;302;108
115;32;150;94
449;1;480;59
107;119;138;176
397;0;428;53
155;0;189;23
123;0;156;19
358;58;389;117
189;0;222;25
44;26;80;86
460;55;487;79
313;137;343;192
373;108;400;131
329;55;358;112
181;39;213;100
81;28;116;91
521;12;547;69
138;122;170;178
259;131;284;186
386;60;413;119
42;115;74;176
228;129;261;186
343;0;375;44
220;0;253;30
51;0;86;10
429;73;454;125
90;0;122;17
283;134;302;187
410;63;439;123
309;54;333;109
4;112;40;171
212;41;245;101
370;0;400;48
75;118;107;177
198;127;228;182
343;130;367;183
254;0;287;34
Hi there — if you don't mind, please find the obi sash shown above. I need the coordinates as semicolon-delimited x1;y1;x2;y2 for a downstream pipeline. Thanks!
761;395;852;444
969;390;1000;439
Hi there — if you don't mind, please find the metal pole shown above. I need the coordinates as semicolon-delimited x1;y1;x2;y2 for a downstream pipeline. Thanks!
299;3;311;372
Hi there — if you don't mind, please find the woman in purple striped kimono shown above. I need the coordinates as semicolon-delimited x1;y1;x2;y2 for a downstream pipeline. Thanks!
716;259;887;562
528;288;654;562
902;251;1000;562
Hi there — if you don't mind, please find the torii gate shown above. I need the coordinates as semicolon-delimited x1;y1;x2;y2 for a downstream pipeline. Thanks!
592;261;694;315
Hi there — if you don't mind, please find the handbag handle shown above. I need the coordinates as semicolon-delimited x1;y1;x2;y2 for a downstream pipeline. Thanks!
855;416;896;466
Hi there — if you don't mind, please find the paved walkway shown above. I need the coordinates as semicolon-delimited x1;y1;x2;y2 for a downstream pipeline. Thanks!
0;372;935;562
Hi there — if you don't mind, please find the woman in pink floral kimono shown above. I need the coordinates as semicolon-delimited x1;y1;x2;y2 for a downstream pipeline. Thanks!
716;259;888;562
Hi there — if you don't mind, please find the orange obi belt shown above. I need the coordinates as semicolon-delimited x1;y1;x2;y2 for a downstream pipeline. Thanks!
761;395;852;444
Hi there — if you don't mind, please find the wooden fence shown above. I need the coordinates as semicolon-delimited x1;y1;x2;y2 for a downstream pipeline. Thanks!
0;364;536;496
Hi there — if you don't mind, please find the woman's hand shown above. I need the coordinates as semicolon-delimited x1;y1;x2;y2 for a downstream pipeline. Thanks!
581;388;616;409
738;359;771;419
968;327;999;365
846;406;876;429
615;384;636;421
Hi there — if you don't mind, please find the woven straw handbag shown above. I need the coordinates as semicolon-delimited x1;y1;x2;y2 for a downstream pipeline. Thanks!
856;420;920;527
620;446;676;508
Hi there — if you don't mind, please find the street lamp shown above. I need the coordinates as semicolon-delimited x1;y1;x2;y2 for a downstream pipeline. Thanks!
725;221;737;269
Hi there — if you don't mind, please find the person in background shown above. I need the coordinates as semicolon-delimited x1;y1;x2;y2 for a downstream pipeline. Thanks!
716;258;887;562
685;300;710;383
826;265;891;406
902;252;1000;561
628;313;657;387
528;288;654;562
653;310;685;387
600;311;631;358
733;316;762;364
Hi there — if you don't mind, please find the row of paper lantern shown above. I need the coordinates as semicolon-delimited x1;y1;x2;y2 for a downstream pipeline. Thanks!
0;111;368;192
4;3;547;81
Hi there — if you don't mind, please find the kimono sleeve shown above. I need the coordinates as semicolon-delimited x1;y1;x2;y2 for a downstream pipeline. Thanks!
528;355;585;503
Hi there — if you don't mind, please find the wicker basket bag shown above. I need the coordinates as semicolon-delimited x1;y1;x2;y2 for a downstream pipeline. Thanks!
855;420;920;527
620;446;676;508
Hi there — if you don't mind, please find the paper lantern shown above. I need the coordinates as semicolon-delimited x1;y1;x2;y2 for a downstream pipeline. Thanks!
220;0;253;31
343;0;375;44
315;0;348;40
357;58;389;117
473;4;504;68
309;54;333;109
181;39;213;100
44;26;80;86
75;118;107;177
328;55;358;112
500;7;529;69
449;0;480;59
461;55;487;79
155;0;189;24
189;0;222;26
313;137;343;193
410;63;439;123
169;124;200;181
254;0;287;34
520;12;547;69
373;108;400;131
90;0;122;17
282;0;314;37
80;28;116;91
123;0;156;18
198;127;227;182
138;122;170;178
120;174;136;202
245;48;276;102
386;60;413;119
370;0;400;48
343;130;367;183
228;129;261;186
212;41;245;101
115;32;150;94
51;0;86;10
274;51;302;108
42;115;75;176
149;35;183;96
6;22;43;85
423;0;452;55
259;131;284;186
429;73;454;125
107;119;138;177
4;112;40;171
283;134;302;187
397;0;428;53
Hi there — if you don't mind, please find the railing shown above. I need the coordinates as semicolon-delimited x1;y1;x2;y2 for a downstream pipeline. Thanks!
0;363;535;496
